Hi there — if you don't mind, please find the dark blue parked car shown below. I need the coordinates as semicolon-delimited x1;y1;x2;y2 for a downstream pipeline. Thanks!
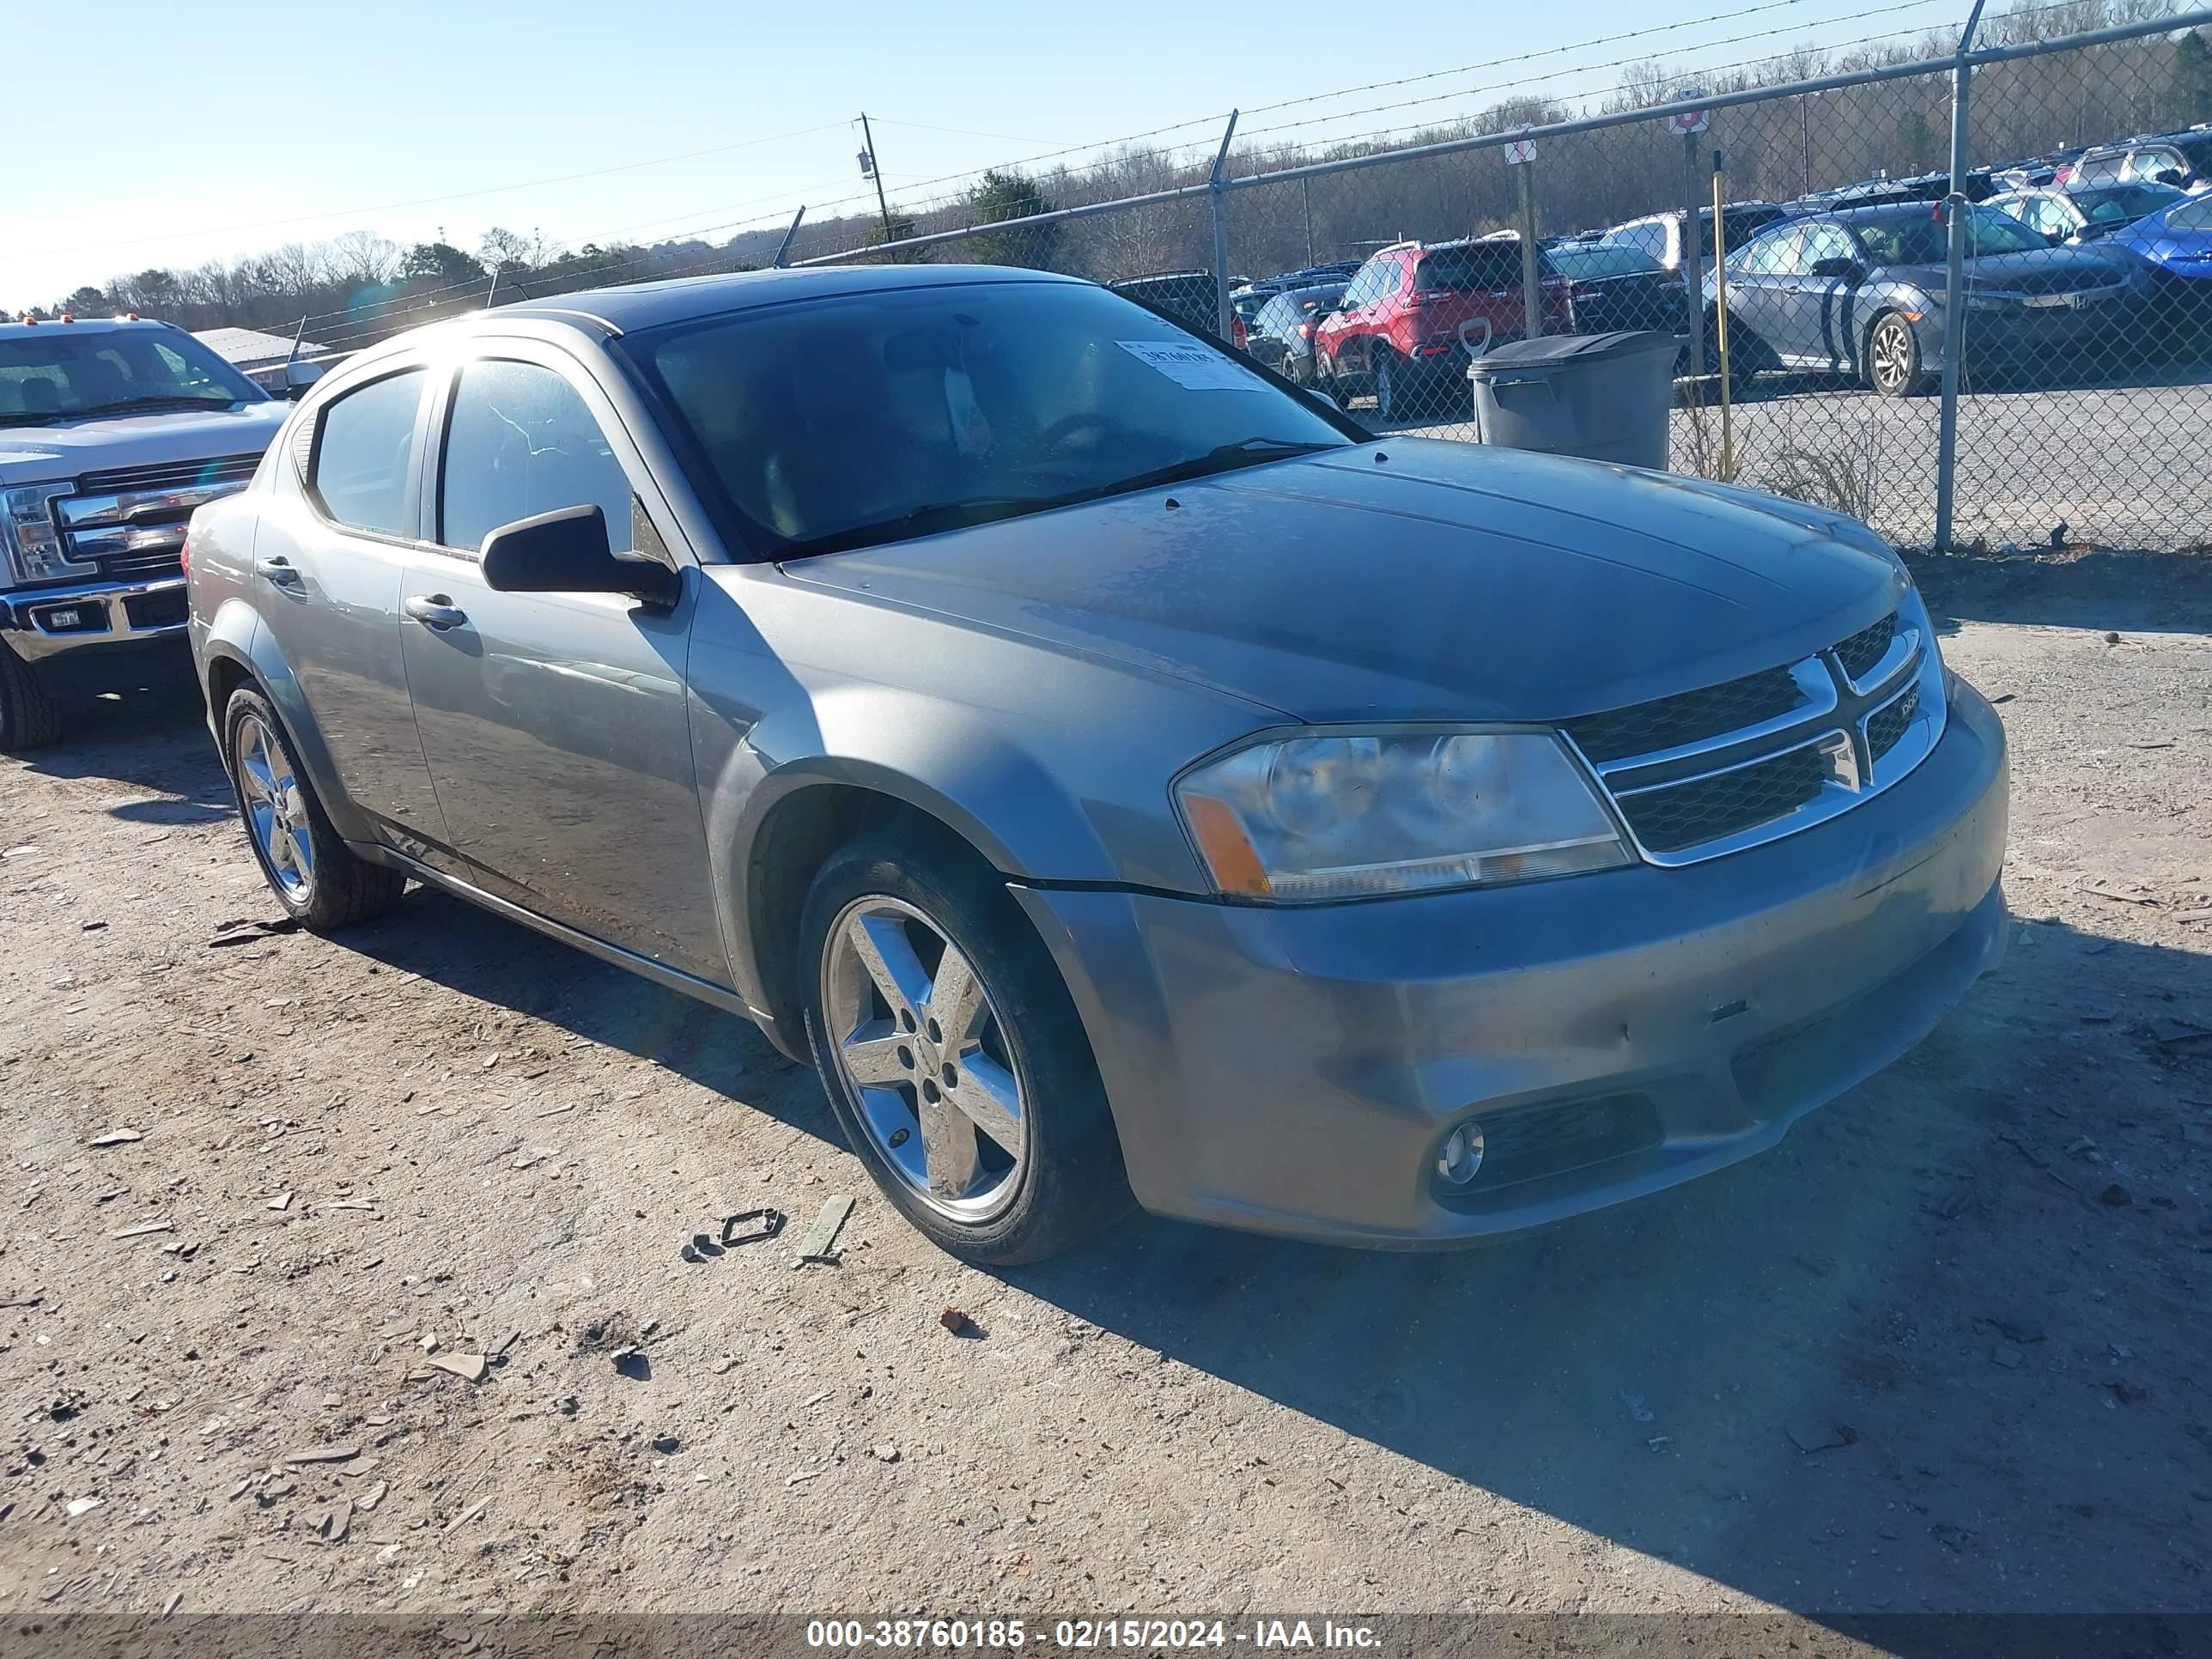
1707;203;2147;396
2107;190;2212;348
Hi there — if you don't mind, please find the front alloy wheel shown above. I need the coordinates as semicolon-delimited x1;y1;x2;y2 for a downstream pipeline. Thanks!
1374;348;1402;421
797;833;1132;1263
820;896;1026;1221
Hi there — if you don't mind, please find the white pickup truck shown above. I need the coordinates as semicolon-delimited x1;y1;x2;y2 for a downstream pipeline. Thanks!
1;315;307;750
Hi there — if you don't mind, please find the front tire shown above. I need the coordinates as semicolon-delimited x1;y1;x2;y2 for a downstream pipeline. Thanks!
1866;312;1929;398
0;640;63;754
798;831;1132;1265
222;685;404;929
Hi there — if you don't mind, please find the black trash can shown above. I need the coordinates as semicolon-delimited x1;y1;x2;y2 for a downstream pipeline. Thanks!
1467;331;1678;470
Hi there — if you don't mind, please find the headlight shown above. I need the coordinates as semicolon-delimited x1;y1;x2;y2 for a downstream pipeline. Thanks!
1175;729;1632;902
1;484;93;584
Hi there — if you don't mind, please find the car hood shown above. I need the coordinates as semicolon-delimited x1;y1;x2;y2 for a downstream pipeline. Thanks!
782;441;1905;725
0;401;289;487
1880;246;2132;293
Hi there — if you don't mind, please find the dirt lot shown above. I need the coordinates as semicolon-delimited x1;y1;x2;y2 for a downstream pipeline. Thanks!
3;552;2210;1641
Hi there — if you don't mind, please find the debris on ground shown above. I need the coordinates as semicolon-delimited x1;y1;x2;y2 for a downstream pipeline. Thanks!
1785;1419;1857;1453
871;1443;901;1462
793;1194;854;1266
1620;1390;1655;1424
88;1128;143;1147
110;1219;172;1241
206;917;301;947
2101;1183;2133;1207
423;1352;489;1383
443;1495;492;1533
939;1305;976;1338
283;1444;359;1465
721;1207;785;1247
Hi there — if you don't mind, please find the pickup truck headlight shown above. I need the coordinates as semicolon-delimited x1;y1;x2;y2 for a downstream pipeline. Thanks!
1176;730;1633;902
1;484;93;584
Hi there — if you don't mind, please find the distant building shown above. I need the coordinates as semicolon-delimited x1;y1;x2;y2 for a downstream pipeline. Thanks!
192;326;330;392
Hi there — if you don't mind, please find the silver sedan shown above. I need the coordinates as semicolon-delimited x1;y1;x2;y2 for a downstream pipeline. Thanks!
185;265;2008;1262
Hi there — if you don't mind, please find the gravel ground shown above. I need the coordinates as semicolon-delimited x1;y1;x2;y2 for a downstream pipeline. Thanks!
1381;372;2212;552
3;560;2209;1637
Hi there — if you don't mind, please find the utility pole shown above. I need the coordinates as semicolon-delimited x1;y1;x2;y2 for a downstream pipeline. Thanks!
859;113;897;258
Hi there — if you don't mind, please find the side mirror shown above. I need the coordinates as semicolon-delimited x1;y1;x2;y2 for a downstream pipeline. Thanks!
480;504;681;607
1810;257;1865;281
283;360;325;400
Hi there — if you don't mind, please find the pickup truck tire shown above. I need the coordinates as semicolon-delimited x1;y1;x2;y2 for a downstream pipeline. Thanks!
799;830;1133;1265
0;640;63;753
221;685;405;930
1373;347;1405;422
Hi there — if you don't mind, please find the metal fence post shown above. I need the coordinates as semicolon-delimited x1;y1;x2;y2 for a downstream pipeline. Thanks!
1210;111;1241;341
1681;127;1705;382
1934;0;1989;551
1517;157;1542;340
771;206;808;270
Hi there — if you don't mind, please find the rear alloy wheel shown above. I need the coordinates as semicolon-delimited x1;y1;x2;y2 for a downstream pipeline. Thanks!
222;685;404;930
1867;312;1928;398
799;834;1132;1264
1373;347;1404;422
0;639;63;754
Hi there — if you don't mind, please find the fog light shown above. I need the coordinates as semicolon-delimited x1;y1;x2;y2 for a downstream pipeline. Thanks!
1437;1124;1486;1187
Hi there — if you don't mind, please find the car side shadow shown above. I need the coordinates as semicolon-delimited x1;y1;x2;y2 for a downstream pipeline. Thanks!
331;882;836;1146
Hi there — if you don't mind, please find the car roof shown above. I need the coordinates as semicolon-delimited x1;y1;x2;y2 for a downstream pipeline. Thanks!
486;263;1083;335
0;315;179;340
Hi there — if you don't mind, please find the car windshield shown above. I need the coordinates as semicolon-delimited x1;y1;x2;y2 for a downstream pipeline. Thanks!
1413;244;1551;289
1852;204;2045;264
0;328;266;422
2075;182;2185;223
1546;244;1663;280
623;279;1354;559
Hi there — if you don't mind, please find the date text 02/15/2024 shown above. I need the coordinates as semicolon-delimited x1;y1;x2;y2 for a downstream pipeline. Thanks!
804;1620;1382;1650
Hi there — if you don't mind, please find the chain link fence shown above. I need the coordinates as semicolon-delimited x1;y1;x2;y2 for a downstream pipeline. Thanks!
784;5;2212;553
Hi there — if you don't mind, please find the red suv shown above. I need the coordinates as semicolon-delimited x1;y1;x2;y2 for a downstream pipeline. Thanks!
1313;238;1575;422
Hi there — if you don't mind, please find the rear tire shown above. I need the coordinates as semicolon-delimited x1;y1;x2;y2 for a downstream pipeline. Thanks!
0;640;64;754
1866;311;1929;398
1373;346;1405;422
798;830;1133;1265
222;684;404;930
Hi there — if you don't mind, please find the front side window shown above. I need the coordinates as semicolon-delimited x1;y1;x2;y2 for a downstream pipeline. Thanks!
439;360;635;555
2077;152;2127;185
311;371;427;538
622;279;1352;559
1799;222;1859;272
2124;146;2187;183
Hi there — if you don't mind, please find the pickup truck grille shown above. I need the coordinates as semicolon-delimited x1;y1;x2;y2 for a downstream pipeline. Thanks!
1563;605;1945;865
54;450;263;579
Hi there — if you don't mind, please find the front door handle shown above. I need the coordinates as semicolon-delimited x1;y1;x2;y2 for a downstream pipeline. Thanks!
404;594;468;630
254;556;302;586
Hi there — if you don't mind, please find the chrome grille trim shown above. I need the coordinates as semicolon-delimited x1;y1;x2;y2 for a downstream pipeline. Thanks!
49;452;261;580
1562;601;1946;866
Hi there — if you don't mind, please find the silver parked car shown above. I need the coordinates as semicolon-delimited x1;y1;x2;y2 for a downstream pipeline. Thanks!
185;266;2008;1263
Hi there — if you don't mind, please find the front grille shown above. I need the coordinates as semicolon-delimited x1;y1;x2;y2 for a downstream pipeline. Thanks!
1617;743;1832;854
1564;663;1805;763
1832;611;1897;682
1867;684;1920;762
76;452;263;495
100;550;185;581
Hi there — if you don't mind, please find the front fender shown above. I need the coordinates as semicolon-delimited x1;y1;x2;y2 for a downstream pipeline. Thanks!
699;684;1151;1020
198;596;373;845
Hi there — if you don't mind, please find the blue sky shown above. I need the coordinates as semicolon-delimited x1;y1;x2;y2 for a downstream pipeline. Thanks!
4;0;1969;306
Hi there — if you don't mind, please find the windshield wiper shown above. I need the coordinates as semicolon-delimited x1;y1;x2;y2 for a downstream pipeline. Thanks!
778;494;1085;560
74;396;240;416
1094;437;1341;501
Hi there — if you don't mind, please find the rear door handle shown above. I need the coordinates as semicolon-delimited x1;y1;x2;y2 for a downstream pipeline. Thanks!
404;594;468;630
254;556;302;586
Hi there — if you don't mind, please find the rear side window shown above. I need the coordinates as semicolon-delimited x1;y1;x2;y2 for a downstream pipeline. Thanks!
439;360;635;555
1413;245;1532;291
311;371;426;537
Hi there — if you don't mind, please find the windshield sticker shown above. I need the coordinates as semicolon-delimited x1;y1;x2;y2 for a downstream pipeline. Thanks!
1116;339;1267;391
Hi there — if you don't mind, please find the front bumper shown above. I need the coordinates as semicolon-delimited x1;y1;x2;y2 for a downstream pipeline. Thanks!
1013;681;2008;1247
2;574;190;664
